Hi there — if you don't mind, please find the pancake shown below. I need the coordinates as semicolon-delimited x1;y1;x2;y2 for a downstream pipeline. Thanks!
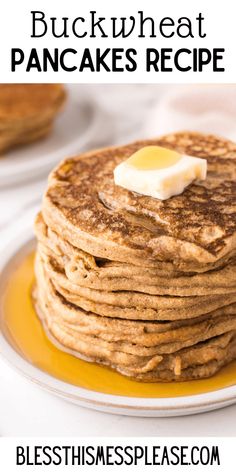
36;227;236;297
34;279;236;381
34;131;236;382
42;132;236;270
0;84;66;153
34;255;236;356
39;252;236;321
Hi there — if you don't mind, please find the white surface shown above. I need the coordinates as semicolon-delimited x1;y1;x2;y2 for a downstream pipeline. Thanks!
0;84;235;436
144;84;236;139
1;360;236;436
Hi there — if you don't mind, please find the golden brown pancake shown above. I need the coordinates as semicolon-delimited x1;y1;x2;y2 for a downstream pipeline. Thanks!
39;251;236;321
43;132;236;270
34;132;236;382
36;216;236;297
0;84;66;153
34;254;236;354
34;276;236;381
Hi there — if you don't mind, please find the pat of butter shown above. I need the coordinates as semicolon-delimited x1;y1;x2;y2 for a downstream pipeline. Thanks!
113;146;207;200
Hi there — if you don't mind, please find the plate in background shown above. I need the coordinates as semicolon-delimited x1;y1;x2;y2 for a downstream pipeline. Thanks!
1;223;236;417
0;85;99;187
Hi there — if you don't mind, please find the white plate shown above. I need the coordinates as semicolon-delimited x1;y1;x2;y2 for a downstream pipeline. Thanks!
1;224;236;417
0;85;98;187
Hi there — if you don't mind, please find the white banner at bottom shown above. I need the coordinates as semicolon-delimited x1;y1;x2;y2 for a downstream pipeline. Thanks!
0;437;234;472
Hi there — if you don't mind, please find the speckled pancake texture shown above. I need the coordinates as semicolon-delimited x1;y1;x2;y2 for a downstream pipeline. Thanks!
34;132;236;382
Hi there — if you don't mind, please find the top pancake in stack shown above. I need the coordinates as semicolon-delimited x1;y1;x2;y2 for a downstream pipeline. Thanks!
0;84;66;153
34;132;236;382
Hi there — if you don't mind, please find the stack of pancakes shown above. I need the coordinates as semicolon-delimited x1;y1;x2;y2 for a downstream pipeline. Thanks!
34;132;236;382
0;84;66;153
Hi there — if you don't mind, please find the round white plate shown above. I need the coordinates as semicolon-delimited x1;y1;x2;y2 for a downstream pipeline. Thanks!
0;85;98;187
1;224;236;417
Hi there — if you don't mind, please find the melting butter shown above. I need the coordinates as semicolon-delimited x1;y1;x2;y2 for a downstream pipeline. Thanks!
126;146;181;170
114;145;207;200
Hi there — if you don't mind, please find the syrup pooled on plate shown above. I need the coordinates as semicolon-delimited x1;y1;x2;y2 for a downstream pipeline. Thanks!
2;251;236;398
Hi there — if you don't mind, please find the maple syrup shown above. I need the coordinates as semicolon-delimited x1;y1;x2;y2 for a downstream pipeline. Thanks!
127;146;181;170
2;251;236;398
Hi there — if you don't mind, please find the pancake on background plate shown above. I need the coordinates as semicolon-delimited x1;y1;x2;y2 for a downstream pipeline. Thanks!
33;131;236;382
0;84;66;154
